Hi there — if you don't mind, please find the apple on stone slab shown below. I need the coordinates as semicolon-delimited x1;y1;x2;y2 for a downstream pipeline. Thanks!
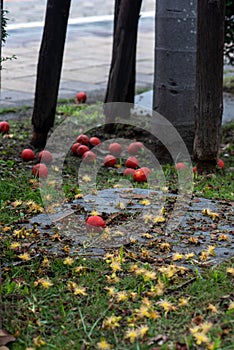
86;215;106;232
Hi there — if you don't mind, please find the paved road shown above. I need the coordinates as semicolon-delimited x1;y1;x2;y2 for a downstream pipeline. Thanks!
1;0;233;125
1;1;155;108
4;0;155;24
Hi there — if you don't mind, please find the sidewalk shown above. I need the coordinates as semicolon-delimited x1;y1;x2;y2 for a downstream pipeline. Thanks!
0;15;154;109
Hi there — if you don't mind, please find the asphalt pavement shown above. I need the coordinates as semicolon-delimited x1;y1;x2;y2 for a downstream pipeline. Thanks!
0;0;233;124
1;1;155;108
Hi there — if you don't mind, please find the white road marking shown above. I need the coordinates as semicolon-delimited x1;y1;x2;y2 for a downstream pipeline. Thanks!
6;11;154;31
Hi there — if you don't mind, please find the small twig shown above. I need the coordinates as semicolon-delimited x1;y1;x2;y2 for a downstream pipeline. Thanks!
166;276;197;294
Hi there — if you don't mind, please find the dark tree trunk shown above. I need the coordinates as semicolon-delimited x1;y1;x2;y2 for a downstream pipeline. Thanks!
104;0;142;125
0;0;3;75
193;0;225;173
31;0;71;149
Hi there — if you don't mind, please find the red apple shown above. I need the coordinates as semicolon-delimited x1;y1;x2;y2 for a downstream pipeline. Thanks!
0;121;10;133
89;136;101;146
133;168;148;182
141;167;151;175
104;155;117;167
38;150;52;163
135;141;144;148
193;166;197;173
77;145;89;156
123;168;135;177
21;148;35;161
217;158;225;169
32;163;48;179
86;215;106;232
109;142;122;156
174;162;187;171
76;91;87;103
82;150;96;164
71;142;81;155
128;142;143;155
76;134;89;145
125;156;139;169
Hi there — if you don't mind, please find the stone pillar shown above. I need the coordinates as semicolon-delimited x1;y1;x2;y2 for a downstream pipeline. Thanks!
153;0;197;156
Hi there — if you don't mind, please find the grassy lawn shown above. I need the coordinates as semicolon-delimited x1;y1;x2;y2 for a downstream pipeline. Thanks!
0;103;234;350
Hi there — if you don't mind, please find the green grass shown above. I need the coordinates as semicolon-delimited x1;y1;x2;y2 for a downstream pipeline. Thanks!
1;253;234;349
223;76;234;93
0;102;234;349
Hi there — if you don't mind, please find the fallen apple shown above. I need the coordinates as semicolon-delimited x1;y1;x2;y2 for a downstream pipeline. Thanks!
109;142;122;156
141;166;151;175
104;154;117;167
38;150;53;163
32;163;48;179
76;134;89;145
133;168;148;182
21;148;35;161
86;215;106;232
76;91;87;103
123;168;135;177
128;142;143;155
174;162;187;171
82;150;96;164
125;156;139;169
77;145;89;156
89;136;101;146
217;158;225;169
0;121;10;133
71;142;81;155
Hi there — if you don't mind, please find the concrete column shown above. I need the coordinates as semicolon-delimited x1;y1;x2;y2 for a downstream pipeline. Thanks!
153;0;197;155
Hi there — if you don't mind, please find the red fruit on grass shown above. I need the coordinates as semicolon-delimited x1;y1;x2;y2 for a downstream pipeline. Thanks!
86;215;106;232
21;148;35;161
77;145;89;156
123;168;135;177
193;166;197;173
38;150;52;163
174;162;187;171
135;141;144;148
217;158;225;169
104;155;117;167
0;121;10;133
32;163;48;179
109;142;122;156
71;142;81;155
76;134;89;145
82;150;96;164
128;142;143;155
76;91;87;103
125;156;139;169
141;167;151;175
89;136;101;146
133;168;148;182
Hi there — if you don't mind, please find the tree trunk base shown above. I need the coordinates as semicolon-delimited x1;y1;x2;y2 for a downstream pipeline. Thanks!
30;129;48;150
194;160;217;175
